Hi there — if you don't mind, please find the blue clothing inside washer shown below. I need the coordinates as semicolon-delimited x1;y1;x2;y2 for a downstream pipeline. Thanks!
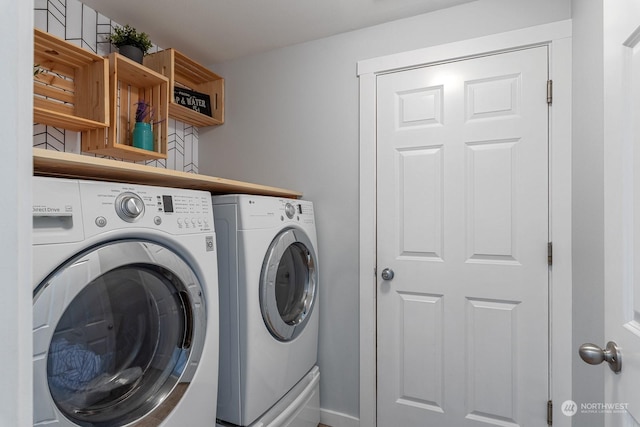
48;338;106;392
48;337;143;409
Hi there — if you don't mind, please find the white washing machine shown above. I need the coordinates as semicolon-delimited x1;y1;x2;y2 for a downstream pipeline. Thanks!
32;177;219;427
212;195;320;427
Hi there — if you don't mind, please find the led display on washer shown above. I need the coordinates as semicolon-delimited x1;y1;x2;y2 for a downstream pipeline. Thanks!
162;195;174;213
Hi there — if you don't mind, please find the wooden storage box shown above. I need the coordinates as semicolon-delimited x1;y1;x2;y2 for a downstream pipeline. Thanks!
82;53;169;161
33;28;109;131
144;48;224;127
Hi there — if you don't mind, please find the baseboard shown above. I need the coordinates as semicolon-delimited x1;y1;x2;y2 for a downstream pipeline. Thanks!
320;408;360;427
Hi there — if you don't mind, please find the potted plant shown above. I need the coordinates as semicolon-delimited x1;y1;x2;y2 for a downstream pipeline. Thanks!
132;100;156;151
33;64;45;77
107;24;152;64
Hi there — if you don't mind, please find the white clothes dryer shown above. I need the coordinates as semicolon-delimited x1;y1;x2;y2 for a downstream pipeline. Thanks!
212;195;320;427
32;177;219;427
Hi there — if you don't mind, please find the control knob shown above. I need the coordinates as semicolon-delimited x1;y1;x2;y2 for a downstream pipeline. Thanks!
115;192;145;222
285;203;295;219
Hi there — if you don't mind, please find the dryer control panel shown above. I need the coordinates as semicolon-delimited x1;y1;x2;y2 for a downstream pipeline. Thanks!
278;199;314;225
212;194;315;230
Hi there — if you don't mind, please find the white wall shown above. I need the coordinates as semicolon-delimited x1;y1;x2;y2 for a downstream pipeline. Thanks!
1;0;33;425
571;1;605;426
199;0;572;421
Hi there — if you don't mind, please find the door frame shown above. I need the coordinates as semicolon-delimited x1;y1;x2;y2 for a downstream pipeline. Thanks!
357;20;573;427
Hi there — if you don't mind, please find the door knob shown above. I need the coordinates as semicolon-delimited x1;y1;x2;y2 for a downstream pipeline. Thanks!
578;341;622;373
381;268;395;281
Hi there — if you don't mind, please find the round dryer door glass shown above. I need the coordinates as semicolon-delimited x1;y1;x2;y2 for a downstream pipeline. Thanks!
260;228;318;341
33;241;206;427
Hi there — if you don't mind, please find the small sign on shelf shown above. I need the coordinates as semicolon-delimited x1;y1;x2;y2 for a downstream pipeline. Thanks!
173;87;212;117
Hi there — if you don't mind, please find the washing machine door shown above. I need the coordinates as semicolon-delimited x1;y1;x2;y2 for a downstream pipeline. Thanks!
33;240;207;427
260;228;318;342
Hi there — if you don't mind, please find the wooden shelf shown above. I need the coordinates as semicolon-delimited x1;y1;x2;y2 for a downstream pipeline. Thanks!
144;48;224;127
34;28;109;132
82;53;169;161
33;148;302;199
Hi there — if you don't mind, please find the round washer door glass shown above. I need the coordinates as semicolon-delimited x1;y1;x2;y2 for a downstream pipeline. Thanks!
33;240;206;427
260;228;318;341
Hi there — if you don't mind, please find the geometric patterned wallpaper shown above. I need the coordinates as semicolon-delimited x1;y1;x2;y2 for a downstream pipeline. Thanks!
33;0;199;173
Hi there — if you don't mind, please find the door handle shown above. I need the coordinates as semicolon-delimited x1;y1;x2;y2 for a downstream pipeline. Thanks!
381;268;395;281
578;341;622;373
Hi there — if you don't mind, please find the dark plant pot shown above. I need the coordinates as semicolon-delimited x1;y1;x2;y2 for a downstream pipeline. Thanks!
118;45;144;64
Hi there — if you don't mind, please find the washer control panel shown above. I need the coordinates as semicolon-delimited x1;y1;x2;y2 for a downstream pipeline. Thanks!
78;180;213;236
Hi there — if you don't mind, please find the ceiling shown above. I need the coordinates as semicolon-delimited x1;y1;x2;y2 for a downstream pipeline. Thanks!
80;0;477;64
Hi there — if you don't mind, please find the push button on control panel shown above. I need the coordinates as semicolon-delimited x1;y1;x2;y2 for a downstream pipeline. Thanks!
175;216;210;230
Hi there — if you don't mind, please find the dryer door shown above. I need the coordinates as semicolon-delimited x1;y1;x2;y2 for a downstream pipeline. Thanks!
260;228;318;342
33;240;207;427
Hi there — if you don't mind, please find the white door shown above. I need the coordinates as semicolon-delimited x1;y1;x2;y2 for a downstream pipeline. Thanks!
601;0;640;424
376;46;550;426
